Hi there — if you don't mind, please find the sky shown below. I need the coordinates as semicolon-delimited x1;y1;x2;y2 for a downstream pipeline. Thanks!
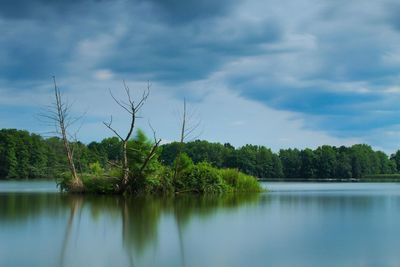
1;0;400;153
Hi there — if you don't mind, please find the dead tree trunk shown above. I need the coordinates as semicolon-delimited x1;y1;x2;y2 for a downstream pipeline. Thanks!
45;77;83;190
173;99;200;182
173;99;187;181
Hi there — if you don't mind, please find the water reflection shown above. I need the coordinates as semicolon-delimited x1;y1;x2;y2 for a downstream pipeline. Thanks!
3;182;400;266
0;192;259;266
60;196;83;267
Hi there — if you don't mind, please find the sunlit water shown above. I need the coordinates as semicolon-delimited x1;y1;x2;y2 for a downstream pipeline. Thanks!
1;181;400;267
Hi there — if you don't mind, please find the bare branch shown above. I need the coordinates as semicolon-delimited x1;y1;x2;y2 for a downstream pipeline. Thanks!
109;89;133;115
139;138;161;174
103;116;124;141
148;120;158;143
123;80;133;105
134;82;150;111
127;147;142;153
183;120;201;140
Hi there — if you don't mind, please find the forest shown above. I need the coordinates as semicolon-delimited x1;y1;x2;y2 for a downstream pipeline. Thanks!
160;141;400;180
1;128;399;182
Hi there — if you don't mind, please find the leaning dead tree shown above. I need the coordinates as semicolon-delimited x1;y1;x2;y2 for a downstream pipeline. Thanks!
42;76;83;190
103;81;160;191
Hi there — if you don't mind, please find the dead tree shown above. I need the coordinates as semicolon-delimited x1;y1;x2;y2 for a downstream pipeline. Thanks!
173;98;201;181
42;77;83;190
103;81;151;190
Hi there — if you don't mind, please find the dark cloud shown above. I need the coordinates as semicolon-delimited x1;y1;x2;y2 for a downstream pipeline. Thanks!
0;0;96;19
138;0;233;23
1;0;400;148
386;2;400;31
0;0;233;23
0;20;65;81
232;78;380;115
101;17;282;83
0;0;274;83
0;0;125;82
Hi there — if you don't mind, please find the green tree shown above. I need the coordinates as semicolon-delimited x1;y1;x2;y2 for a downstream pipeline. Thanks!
315;145;337;178
236;145;258;176
335;147;352;178
390;150;400;172
300;148;317;179
271;154;284;178
279;149;302;178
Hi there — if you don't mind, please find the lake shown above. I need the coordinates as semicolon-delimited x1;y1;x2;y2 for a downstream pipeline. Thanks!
1;181;400;267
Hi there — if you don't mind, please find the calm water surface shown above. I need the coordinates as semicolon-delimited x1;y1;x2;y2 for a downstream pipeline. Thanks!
1;181;400;267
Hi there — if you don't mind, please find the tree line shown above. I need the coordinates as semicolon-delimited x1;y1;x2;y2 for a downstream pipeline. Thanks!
0;128;120;179
160;141;400;180
1;128;400;181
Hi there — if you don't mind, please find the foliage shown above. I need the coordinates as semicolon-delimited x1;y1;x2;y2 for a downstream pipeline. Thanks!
2;128;400;184
133;165;175;195
174;162;262;194
176;162;228;194
89;162;104;176
7;127;400;194
219;168;263;192
173;152;193;179
127;129;159;179
81;175;120;194
161;141;400;180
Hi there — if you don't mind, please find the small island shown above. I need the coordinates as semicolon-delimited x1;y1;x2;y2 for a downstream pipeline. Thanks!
16;78;262;195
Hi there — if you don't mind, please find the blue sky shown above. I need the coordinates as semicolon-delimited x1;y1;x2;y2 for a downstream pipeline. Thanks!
1;0;400;153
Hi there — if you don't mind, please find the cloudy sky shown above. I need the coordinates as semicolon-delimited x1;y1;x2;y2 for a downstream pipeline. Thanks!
1;0;400;153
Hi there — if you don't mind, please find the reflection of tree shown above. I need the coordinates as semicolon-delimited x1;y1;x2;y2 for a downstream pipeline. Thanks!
176;210;186;267
117;194;262;266
60;195;83;267
0;193;68;221
173;194;261;227
267;194;379;211
121;197;162;252
171;194;261;267
0;192;262;266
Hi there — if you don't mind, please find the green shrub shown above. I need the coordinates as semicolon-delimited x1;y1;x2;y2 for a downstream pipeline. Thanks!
89;162;104;176
108;167;122;178
82;174;119;194
177;162;228;194
129;165;175;195
173;153;194;174
219;168;263;192
127;129;160;179
157;165;174;193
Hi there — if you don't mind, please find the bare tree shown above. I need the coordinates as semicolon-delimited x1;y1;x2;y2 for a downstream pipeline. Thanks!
103;81;151;190
42;77;83;190
173;98;201;181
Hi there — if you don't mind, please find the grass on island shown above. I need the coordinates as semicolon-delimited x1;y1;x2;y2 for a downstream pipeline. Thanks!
59;160;263;195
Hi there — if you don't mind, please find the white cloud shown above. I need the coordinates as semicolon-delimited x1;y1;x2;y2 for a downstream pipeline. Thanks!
94;69;114;81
